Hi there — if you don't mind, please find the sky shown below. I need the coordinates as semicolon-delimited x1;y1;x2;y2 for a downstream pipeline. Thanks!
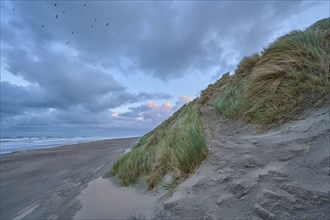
0;1;329;138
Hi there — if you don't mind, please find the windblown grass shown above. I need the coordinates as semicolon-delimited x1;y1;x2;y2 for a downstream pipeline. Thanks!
235;53;260;78
110;102;207;192
110;18;329;192
214;18;330;129
199;72;231;105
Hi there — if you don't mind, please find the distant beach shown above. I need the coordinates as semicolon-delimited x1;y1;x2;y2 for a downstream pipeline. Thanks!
0;136;123;154
0;137;141;220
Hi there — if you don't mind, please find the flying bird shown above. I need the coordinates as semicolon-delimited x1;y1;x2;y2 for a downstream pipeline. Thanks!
106;23;109;26
91;25;93;28
72;31;74;34
66;42;69;45
54;3;57;6
63;11;65;14
12;8;15;11
84;3;86;6
94;18;97;22
56;15;58;19
41;25;45;28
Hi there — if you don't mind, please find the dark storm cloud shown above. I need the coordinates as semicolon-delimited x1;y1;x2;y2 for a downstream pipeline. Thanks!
1;0;318;136
1;82;50;117
4;48;121;108
3;1;310;80
0;80;170;119
1;17;171;116
1;46;170;114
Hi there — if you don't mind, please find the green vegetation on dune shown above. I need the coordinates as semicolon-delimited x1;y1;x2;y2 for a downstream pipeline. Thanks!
214;18;330;129
110;18;329;191
110;101;207;192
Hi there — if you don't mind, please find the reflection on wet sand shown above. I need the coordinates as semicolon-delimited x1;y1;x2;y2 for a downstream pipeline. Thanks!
74;177;159;219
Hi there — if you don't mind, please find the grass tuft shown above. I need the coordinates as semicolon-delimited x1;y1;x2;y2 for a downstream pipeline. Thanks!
110;102;207;191
235;53;261;77
214;18;330;129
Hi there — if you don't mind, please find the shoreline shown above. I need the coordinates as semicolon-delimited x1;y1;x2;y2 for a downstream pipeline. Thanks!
0;136;140;155
0;137;140;220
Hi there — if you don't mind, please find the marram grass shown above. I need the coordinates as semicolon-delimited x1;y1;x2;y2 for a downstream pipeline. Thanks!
110;18;329;192
214;18;330;129
110;102;207;191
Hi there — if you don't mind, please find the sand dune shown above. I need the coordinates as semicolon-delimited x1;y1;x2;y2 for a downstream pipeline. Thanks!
153;103;330;219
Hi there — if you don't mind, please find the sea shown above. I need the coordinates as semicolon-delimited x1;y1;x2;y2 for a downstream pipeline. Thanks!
0;136;112;154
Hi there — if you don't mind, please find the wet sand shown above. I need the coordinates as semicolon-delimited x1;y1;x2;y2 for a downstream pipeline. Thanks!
74;177;159;220
0;137;139;220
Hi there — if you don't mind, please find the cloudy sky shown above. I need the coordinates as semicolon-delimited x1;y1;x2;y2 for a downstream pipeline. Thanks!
0;1;328;137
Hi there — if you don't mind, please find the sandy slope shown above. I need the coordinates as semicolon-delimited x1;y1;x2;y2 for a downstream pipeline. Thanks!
0;137;139;220
154;103;330;219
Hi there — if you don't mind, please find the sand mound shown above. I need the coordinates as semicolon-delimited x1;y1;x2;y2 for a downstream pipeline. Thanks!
153;102;330;219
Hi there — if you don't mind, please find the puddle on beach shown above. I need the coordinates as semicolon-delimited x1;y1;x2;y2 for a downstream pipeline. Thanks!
74;177;159;220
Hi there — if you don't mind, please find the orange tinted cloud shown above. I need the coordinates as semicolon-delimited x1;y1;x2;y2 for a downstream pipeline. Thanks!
148;101;159;109
111;113;119;117
173;96;194;110
179;96;193;102
162;101;173;111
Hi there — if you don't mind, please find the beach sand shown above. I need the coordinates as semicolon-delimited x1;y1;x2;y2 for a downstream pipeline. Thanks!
2;103;329;220
0;137;140;220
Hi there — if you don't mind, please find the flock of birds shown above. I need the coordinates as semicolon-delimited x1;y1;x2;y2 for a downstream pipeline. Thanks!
11;2;144;69
43;3;111;44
